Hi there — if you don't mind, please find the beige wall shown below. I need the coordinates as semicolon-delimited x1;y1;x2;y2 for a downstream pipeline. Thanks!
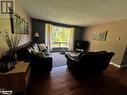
83;19;127;65
0;0;32;58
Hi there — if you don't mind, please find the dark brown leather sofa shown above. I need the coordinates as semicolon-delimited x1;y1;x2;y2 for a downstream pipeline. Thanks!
65;51;115;75
16;42;52;76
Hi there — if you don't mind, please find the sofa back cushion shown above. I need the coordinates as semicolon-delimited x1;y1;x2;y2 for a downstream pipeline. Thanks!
85;51;107;55
79;51;114;70
77;51;107;60
17;48;32;61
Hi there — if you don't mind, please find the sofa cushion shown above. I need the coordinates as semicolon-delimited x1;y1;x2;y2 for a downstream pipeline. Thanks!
31;50;46;58
38;43;47;51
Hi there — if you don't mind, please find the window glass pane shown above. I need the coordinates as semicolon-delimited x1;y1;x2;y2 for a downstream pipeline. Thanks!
51;26;71;48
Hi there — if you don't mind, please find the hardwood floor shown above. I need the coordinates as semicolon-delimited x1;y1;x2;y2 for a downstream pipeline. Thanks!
26;65;127;95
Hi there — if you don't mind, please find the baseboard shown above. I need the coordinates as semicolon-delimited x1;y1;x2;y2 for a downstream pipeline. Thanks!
110;62;120;68
120;64;127;68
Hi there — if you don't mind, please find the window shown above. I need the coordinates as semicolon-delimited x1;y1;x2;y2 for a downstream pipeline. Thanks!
51;26;71;48
45;24;75;51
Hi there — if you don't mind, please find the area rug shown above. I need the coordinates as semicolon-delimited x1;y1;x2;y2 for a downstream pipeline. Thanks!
50;52;67;67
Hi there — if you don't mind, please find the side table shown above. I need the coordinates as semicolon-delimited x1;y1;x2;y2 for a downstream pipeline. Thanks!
0;61;31;95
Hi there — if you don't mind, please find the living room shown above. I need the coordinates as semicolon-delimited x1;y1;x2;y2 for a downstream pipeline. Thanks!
0;0;127;95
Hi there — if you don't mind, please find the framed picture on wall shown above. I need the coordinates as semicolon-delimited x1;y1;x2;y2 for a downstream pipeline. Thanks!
9;8;29;34
92;31;108;41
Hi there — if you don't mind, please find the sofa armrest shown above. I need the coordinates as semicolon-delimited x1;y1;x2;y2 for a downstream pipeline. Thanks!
30;55;52;74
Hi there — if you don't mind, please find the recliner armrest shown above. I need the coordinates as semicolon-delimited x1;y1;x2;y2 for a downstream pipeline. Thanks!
65;53;78;63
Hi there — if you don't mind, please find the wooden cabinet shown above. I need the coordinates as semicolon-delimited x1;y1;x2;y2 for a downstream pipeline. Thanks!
0;61;31;95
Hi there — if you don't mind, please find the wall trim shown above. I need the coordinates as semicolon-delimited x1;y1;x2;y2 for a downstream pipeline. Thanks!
110;62;120;68
120;64;127;68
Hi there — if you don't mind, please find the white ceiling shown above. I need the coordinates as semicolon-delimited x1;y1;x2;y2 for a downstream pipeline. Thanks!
19;0;127;26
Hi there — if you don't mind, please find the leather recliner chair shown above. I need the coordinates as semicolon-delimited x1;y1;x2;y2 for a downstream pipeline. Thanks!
65;51;115;75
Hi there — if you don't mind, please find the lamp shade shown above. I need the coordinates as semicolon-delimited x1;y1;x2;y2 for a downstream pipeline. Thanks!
34;32;39;37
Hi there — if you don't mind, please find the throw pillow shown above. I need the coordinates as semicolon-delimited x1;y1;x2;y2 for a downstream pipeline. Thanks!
32;44;40;52
38;43;47;51
27;47;34;53
31;50;46;58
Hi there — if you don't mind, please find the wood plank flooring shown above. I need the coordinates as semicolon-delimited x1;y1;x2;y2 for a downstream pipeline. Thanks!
26;65;127;95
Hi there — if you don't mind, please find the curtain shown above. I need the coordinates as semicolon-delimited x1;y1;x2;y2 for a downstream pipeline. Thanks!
45;23;53;50
68;28;75;51
45;23;75;51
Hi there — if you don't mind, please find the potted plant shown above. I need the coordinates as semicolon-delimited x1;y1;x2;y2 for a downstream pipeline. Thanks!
0;30;21;71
